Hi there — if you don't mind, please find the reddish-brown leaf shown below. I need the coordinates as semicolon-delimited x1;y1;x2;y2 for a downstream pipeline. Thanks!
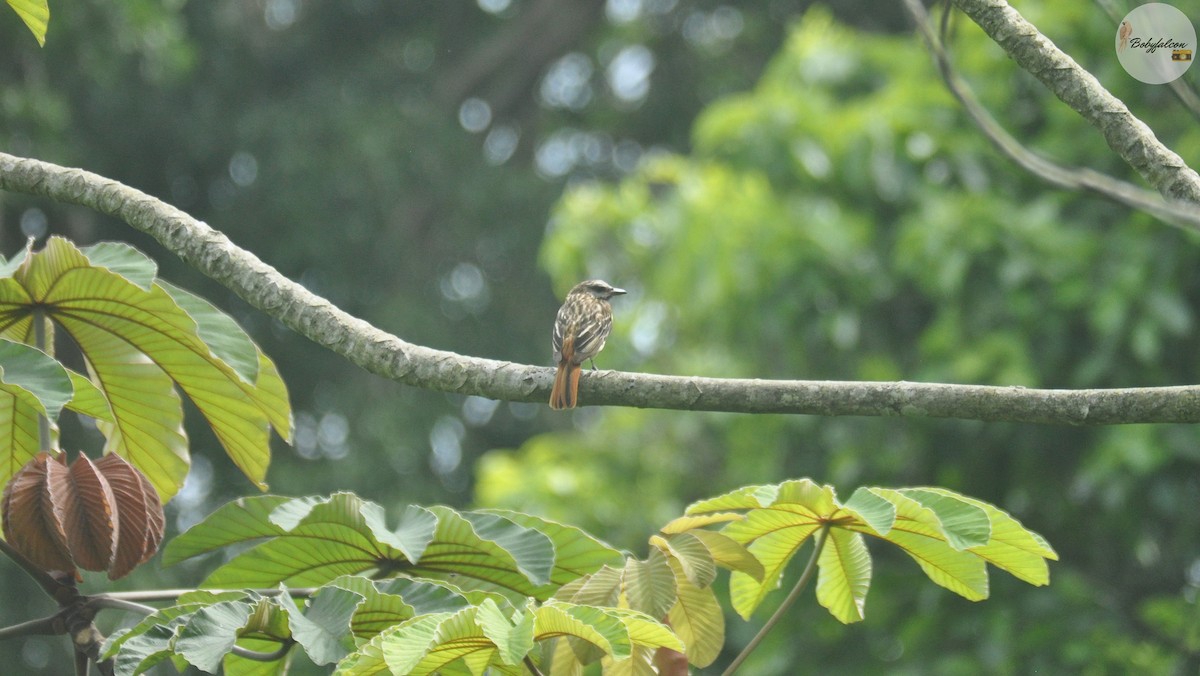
62;455;118;572
96;453;164;579
1;453;76;576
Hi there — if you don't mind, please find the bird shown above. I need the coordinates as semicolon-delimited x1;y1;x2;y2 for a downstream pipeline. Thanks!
1119;20;1132;51
549;279;626;409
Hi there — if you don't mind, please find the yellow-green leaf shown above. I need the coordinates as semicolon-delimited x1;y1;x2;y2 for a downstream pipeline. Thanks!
6;0;48;46
622;548;677;619
64;368;114;422
815;528;871;623
0;237;292;499
688;529;764;581
664;558;724;668
651;532;717;589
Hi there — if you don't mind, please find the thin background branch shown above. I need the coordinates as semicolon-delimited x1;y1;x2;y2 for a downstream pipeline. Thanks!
950;0;1200;205
903;0;1200;232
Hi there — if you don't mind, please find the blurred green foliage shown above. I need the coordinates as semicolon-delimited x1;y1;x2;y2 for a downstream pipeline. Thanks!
481;7;1200;673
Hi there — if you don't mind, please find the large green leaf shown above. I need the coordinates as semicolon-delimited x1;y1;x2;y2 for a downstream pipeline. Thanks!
717;480;833;619
175;494;619;603
0;237;292;500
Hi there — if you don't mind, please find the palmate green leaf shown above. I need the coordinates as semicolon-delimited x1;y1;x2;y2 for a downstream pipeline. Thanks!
80;242;158;290
684;483;781;513
372;576;487;615
843;487;897;535
324;576;426;639
544;636;585;675
222;636;291;676
183;495;600;601
5;0;48;46
603;644;657;676
659;512;745;533
712;480;834;619
682;479;1055;623
0;237;292;499
269;497;437;564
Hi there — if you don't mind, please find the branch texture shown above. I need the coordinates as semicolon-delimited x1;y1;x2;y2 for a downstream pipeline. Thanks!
3;152;1200;424
951;0;1200;205
904;0;1200;232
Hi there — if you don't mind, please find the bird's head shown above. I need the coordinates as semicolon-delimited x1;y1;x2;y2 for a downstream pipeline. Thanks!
571;279;626;300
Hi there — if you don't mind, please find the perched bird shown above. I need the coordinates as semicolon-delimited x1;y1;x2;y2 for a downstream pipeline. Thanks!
549;279;626;409
1119;20;1132;51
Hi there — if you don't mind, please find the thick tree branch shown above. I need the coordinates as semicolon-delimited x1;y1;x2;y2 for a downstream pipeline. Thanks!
903;0;1200;232
950;0;1200;205
3;152;1200;424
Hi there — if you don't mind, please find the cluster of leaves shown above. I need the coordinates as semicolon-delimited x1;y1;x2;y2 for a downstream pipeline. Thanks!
0;236;292;501
102;481;1055;674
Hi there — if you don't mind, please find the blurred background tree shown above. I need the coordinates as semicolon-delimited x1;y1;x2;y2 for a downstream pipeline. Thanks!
2;0;1198;674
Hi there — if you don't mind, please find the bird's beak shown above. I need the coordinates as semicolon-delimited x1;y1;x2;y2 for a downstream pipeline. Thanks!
611;287;627;295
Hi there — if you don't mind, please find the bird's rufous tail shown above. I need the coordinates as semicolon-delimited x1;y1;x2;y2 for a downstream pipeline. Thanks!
549;362;581;409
